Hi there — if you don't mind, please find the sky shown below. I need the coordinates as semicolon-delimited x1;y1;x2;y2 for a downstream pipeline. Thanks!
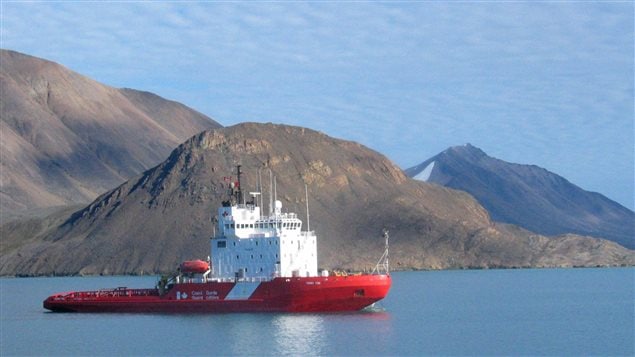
2;1;633;210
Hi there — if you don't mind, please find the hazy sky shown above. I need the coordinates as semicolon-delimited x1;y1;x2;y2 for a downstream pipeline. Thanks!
2;2;633;209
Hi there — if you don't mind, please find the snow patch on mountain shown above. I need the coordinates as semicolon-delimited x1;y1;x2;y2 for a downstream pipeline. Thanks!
414;161;435;182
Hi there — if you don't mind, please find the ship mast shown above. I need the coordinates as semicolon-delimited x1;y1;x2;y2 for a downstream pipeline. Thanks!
305;183;310;232
372;228;390;275
236;165;243;204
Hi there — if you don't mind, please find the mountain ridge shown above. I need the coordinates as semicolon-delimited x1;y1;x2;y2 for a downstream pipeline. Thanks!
406;144;635;249
0;49;221;217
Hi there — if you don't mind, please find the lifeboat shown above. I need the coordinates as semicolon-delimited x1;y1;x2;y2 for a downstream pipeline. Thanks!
179;260;210;274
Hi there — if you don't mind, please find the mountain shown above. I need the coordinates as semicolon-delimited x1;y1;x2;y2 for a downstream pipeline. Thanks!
0;49;221;217
406;144;635;249
1;124;631;276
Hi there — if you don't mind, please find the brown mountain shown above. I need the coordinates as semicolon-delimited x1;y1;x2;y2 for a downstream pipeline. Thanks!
0;49;220;217
1;123;632;276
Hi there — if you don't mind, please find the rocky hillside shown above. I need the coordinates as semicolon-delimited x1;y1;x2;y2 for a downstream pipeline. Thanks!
406;144;635;249
1;124;632;276
0;49;221;216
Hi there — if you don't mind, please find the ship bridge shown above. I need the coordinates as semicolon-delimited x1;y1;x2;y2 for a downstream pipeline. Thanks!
211;200;318;281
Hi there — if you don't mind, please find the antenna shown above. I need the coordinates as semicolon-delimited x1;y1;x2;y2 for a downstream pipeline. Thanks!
269;169;273;216
305;184;310;232
258;169;263;211
274;176;277;207
236;165;243;204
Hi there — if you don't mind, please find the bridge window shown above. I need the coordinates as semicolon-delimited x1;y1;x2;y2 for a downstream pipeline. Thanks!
217;241;226;248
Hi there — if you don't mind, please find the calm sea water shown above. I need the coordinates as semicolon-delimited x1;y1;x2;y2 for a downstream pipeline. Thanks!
1;268;633;356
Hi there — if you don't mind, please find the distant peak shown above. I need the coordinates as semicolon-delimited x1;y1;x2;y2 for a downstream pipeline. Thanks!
444;143;488;161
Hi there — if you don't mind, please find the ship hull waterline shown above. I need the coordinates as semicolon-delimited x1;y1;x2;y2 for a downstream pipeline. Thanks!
43;275;391;313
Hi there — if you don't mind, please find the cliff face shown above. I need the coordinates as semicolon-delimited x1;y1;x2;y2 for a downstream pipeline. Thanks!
1;124;632;276
407;144;635;249
0;50;220;216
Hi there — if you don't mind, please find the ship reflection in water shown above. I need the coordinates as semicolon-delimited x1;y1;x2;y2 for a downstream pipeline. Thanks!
273;315;328;355
271;311;393;355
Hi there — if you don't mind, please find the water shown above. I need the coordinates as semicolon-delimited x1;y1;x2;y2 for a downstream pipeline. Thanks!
1;268;633;356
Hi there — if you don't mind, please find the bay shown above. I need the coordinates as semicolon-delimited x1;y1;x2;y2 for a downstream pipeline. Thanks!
1;268;633;356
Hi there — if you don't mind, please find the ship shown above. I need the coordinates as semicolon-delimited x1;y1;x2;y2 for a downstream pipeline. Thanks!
43;166;391;313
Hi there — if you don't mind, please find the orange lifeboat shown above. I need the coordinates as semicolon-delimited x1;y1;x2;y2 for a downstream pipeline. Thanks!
179;260;210;274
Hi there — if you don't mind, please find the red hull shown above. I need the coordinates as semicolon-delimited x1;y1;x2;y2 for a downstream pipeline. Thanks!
43;275;391;313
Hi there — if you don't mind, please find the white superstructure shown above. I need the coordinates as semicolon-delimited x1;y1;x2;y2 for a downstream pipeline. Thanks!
210;168;318;281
